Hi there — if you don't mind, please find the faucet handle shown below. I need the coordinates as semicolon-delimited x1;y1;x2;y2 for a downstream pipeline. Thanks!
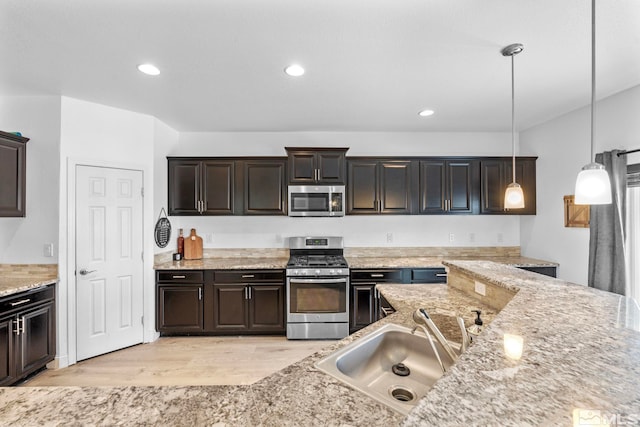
457;316;470;353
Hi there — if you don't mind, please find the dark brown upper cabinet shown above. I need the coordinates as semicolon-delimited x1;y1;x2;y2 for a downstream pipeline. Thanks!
419;159;479;214
168;158;235;215
168;157;286;216
347;159;416;215
480;157;537;215
0;131;29;217
241;159;287;215
285;147;348;184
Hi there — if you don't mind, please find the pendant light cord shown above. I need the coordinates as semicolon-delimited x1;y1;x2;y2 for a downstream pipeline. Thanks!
590;0;596;164
511;53;516;183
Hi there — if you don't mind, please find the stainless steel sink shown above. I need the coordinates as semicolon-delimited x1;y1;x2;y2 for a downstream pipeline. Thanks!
315;323;456;414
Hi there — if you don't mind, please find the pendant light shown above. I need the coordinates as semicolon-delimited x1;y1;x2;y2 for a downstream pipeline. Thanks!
502;43;525;209
574;0;612;205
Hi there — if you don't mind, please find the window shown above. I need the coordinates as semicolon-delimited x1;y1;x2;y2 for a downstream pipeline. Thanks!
626;163;640;303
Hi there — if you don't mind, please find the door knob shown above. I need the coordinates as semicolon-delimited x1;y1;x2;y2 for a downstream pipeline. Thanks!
79;269;97;276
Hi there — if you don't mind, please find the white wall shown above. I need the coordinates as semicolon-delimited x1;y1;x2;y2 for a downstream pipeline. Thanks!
0;96;60;263
57;96;173;366
153;120;179;254
168;131;521;249
520;84;640;285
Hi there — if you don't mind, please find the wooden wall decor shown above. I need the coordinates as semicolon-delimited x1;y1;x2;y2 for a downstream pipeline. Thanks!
564;195;590;228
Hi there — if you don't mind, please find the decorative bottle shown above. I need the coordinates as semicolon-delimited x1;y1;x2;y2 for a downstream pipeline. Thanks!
177;229;184;257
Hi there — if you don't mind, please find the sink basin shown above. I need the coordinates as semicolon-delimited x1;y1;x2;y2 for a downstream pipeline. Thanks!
315;323;456;414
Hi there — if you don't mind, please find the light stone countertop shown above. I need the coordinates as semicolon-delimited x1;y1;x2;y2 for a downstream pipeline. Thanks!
0;277;57;298
0;282;492;426
153;257;290;271
346;255;558;269
3;260;636;426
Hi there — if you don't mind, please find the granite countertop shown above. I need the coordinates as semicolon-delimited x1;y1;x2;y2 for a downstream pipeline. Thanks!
153;254;556;271
3;261;637;426
0;283;492;426
346;255;558;269
154;257;290;270
0;277;58;298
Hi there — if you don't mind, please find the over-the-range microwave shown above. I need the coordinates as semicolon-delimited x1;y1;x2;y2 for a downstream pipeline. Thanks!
288;185;345;217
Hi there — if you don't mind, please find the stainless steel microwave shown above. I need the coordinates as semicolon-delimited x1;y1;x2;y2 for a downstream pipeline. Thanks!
288;185;345;217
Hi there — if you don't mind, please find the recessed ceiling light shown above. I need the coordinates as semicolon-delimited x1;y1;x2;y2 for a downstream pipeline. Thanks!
137;63;160;76
284;64;305;77
418;109;435;117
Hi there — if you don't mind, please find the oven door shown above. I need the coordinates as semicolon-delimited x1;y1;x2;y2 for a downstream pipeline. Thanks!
286;277;349;323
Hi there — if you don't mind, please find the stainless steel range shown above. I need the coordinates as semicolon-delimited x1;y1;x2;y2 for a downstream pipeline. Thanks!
286;236;349;340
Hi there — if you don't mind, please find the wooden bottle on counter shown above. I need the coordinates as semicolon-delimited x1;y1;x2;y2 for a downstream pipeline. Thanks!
183;228;203;260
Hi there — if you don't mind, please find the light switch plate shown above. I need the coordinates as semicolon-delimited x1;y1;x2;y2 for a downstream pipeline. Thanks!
474;281;486;296
43;243;54;257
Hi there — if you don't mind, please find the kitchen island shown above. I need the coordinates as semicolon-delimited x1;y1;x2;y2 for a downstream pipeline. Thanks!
1;261;638;425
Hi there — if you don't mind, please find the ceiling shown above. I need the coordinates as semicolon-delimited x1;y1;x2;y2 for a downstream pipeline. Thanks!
1;0;639;133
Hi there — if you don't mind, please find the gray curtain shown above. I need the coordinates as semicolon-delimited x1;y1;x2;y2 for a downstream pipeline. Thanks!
589;150;627;294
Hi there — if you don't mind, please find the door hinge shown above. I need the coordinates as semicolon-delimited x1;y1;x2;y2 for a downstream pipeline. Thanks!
141;251;144;261
141;316;144;326
141;187;145;197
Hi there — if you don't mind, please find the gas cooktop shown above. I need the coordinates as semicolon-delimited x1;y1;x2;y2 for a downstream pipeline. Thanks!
287;255;348;269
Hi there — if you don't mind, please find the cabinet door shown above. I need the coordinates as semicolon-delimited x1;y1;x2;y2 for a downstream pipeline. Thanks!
350;284;377;332
379;161;413;214
481;158;536;214
17;302;55;377
213;284;249;331
0;316;16;386
249;285;285;332
419;160;447;213
317;151;346;184
202;160;235;215
168;160;201;215
157;286;203;332
242;160;287;215
288;152;316;184
480;160;506;213
0;136;27;217
505;159;537;214
347;160;379;214
448;161;475;213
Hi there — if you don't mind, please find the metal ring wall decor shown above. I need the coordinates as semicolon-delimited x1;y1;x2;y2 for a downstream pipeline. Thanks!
154;208;172;248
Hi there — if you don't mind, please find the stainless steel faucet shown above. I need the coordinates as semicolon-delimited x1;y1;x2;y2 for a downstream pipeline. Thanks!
412;308;462;362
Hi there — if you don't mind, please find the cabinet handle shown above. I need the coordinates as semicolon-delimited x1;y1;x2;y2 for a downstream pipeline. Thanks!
370;273;384;278
9;298;31;307
13;318;24;336
241;274;255;279
172;275;186;279
435;273;448;277
248;287;252;299
198;288;202;300
13;319;20;335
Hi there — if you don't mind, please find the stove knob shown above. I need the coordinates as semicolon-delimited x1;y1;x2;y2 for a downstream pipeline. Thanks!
329;269;335;275
315;269;321;275
336;269;342;275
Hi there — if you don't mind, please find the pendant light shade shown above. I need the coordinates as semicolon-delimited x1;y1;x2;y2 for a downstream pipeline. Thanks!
574;0;612;205
501;43;525;210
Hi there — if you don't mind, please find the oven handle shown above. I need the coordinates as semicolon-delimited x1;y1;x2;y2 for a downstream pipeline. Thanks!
288;278;348;284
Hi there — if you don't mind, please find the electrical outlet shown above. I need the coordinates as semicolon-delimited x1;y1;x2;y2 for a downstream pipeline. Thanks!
469;232;476;243
497;232;504;243
275;234;283;243
205;233;214;244
386;233;393;243
474;281;486;296
43;243;54;257
449;233;455;243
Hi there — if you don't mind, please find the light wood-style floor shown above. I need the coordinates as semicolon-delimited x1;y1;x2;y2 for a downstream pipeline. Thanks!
22;336;330;387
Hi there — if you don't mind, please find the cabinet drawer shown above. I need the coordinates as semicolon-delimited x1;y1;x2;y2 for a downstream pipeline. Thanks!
411;268;447;283
0;285;55;314
157;271;204;283
215;270;285;283
350;269;403;282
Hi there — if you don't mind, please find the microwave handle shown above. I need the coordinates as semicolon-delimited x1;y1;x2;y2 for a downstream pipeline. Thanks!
288;278;348;284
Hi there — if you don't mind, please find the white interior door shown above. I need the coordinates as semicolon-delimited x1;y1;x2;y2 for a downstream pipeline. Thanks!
75;165;144;361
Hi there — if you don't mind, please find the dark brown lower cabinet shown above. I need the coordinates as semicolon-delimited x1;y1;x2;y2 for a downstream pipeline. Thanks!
213;283;285;333
156;269;285;336
157;286;204;333
0;284;56;386
350;284;378;333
